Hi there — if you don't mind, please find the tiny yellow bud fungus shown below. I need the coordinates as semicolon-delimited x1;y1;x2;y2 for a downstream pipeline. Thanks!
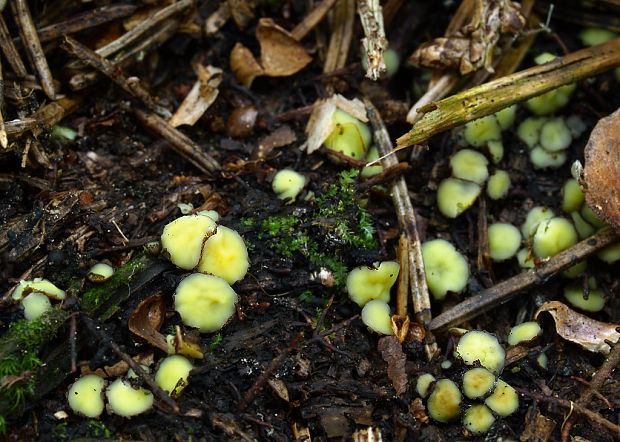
155;355;193;397
436;177;481;218
539;117;572;152
272;169;307;202
361;146;384;178
495;105;517;130
462;367;496;399
529;146;567;169
486;170;510;200
507;321;542;346
456;330;505;374
463;404;496;435
485;139;504;164
21;292;52;321
449;149;489;184
346;261;399;307
174;273;238;333
571;211;595;239
197;225;249;284
427;379;462;423
580;204;608;228
106;378;153;417
421;239;469;301
361;299;394;335
416;373;436;398
579;28;618;46
516;248;535;269
484;379;519;416
564;278;606;312
562;179;585;213
488;223;521;261
517;117;547;149
67;374;105;418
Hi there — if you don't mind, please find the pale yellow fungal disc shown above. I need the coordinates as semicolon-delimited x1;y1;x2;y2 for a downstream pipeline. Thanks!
562;179;585;213
485;379;519;416
564;279;606;313
361;299;394;335
436;178;481;218
532;217;578;258
416;373;436;398
361;146;384;178
421;239;469;301
67;374;105;418
517;117;547;149
197;226;249;284
495;105;517;130
106;378;153;417
427;379;462;423
508;321;542;346
21;292;52;321
486;170;511;200
463;115;501;147
456;330;505;374
346;261;400;307
488;223;521;261
272;169;307;202
12;278;66;302
529;146;567;169
463;404;495;435
175;273;238;333
87;262;114;283
155;355;193;397
540;118;572;152
521;206;555;238
449;149;489;184
161;215;216;270
462;367;496;399
324;109;372;160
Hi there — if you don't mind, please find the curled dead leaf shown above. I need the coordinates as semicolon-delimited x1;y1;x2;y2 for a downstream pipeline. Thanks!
230;42;264;88
377;335;408;396
535;301;620;354
128;293;168;352
169;65;223;127
257;18;312;77
582;107;620;229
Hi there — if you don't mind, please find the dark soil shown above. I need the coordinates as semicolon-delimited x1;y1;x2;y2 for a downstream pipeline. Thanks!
1;1;619;441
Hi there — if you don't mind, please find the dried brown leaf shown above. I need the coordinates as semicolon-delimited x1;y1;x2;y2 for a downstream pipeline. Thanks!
1;371;35;388
582;107;620;229
257;18;312;77
128;293;168;352
377;335;408;395
519;408;556;442
267;378;289;402
230;42;264;88
535;301;620;354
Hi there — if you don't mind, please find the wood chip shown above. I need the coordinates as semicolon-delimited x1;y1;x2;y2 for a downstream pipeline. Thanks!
169;65;223;127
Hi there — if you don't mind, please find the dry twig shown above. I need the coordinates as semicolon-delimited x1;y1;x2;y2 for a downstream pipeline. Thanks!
291;0;339;41
358;0;387;80
323;0;355;91
0;15;27;77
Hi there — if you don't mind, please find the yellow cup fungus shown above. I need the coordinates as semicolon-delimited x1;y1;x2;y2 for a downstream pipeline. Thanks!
12;278;66;302
436;178;481;218
155;355;193;397
427;379;462;423
488;223;522;261
463;404;496;435
449;149;489;185
539;117;572;152
197;225;249;284
562;179;585;213
526;54;576;115
532;217;578;258
485;140;504;164
463;115;501;147
272;169;307;202
456;330;505;374
361;299;394;335
161;214;217;270
495;105;517;130
361;146;384;178
521;206;555;238
486;170;510;200
324;109;372;160
517;117;547;149
105;378;153;417
484;379;519;416
564;278;606;312
174;273;238;333
87;262;115;283
416;373;436;398
507;321;542;346
529;146;567;169
579;28;618;47
421;239;469;301
67;374;105;418
346;261;399;307
21;292;52;321
571;211;596;239
462;367;496;399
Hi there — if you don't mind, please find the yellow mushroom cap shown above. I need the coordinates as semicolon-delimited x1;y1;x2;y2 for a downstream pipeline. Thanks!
456;330;505;374
361;299;394;335
529;145;567;169
427;379;462;423
484;379;519;416
486;170;510;200
562;179;585;213
488;223;522;261
485;139;504;164
21;292;52;321
517;117;547;149
539;118;572;152
155;355;193;397
416;373;436;398
12;278;66;302
463;115;501;147
324;109;372;160
507;321;542;346
463;404;495;435
161;215;217;270
495;105;517;131
436;178;481;218
526;84;575;115
564;279;606;312
197;225;249;284
272;169;307;202
346;261;399;307
532;217;578;258
87;262;115;283
106;378;153;417
521;206;555;238
421;239;469;301
449;149;489;184
67;374;105;418
174;273;238;333
462;367;496;399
